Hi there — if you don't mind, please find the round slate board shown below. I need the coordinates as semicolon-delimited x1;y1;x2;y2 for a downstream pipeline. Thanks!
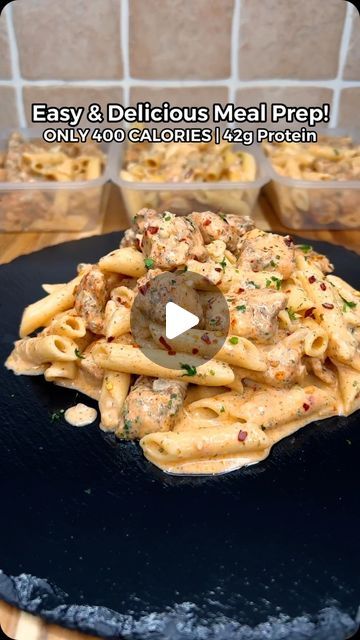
0;234;359;640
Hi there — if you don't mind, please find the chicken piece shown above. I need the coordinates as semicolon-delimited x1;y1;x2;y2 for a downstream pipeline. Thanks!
228;289;287;343
120;208;158;249
135;270;204;325
74;267;120;334
263;339;305;387
238;229;296;279
142;211;207;268
203;293;229;332
188;211;254;254
117;377;187;438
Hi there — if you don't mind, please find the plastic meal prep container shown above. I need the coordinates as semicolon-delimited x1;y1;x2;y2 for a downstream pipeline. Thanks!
0;128;115;233
262;127;360;230
113;142;268;221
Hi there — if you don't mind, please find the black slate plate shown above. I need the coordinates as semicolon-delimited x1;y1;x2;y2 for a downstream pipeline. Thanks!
0;233;359;640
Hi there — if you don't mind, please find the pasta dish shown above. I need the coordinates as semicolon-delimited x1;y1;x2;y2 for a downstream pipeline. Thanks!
263;135;360;182
1;131;105;183
122;140;256;184
6;209;360;475
263;135;360;229
0;132;105;232
120;141;259;218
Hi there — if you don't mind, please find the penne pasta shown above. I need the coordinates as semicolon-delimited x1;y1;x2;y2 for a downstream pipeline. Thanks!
6;209;360;476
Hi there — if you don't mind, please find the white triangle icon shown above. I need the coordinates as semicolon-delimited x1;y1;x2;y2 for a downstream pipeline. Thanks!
165;302;199;340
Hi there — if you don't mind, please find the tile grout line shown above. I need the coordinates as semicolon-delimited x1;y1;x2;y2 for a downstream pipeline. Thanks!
331;2;354;127
1;78;360;89
120;0;130;107
4;4;26;127
229;0;242;104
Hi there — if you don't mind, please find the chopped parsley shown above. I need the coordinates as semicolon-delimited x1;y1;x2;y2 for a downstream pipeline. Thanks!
180;363;197;377
246;280;260;289
220;405;225;413
144;257;155;269
266;276;282;290
269;259;277;268
236;305;246;313
334;148;340;156
219;257;227;271
341;296;357;312
74;348;85;359
50;408;65;423
287;308;297;321
299;244;313;254
122;418;133;438
164;215;171;221
229;336;239;344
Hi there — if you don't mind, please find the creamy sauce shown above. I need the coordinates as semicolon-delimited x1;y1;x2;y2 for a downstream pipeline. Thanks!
5;350;46;376
146;411;339;475
64;403;97;427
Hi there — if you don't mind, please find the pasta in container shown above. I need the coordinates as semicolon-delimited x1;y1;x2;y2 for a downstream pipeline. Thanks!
0;129;113;232
6;209;360;476
115;140;268;220
263;129;360;230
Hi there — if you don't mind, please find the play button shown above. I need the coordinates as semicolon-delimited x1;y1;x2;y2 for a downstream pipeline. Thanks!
130;269;230;370
165;302;199;340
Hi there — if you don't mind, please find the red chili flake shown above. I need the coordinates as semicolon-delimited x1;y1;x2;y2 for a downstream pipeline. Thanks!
147;226;159;235
237;288;245;294
192;348;199;355
201;333;212;345
139;283;150;295
159;336;176;355
304;307;316;318
132;343;140;348
322;303;334;309
203;218;212;227
238;430;248;442
214;267;222;273
284;235;294;247
107;336;114;343
320;283;327;291
308;275;316;284
303;403;310;412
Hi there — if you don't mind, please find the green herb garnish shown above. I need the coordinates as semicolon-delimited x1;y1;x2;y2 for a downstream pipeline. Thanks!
287;308;297;321
164;215;171;221
299;244;313;254
266;276;282;290
219;257;227;271
246;280;260;289
236;305;246;313
220;405;225;413
50;408;65;423
180;363;197;377
144;257;155;269
75;348;85;359
229;336;239;344
341;296;357;312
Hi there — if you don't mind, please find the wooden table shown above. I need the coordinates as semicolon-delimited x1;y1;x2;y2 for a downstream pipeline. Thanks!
0;189;359;640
